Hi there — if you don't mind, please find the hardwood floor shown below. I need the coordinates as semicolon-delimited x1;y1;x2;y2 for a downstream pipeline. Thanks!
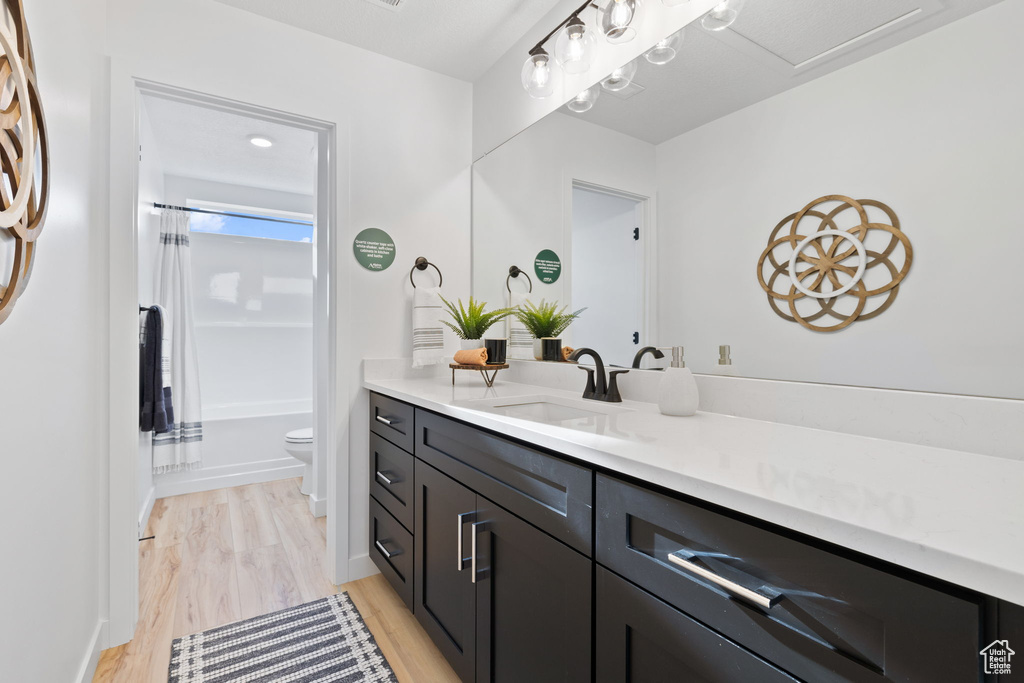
93;478;458;683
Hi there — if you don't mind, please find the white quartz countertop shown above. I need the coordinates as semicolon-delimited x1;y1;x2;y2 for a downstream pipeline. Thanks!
364;375;1024;605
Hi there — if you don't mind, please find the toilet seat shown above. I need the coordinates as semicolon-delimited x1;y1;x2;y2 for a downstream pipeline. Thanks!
285;427;313;444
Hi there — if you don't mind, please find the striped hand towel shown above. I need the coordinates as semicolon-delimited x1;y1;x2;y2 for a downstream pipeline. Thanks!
507;291;533;360
412;286;446;368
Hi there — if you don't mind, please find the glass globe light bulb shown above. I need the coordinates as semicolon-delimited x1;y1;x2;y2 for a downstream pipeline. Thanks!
567;85;600;113
701;0;745;31
521;50;554;99
555;19;596;75
600;59;638;92
601;0;642;44
644;29;683;65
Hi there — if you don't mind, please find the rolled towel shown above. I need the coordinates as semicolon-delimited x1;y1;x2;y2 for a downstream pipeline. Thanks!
562;346;575;362
454;348;488;366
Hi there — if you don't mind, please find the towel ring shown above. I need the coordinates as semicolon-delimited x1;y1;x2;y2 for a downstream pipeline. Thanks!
506;265;533;294
410;257;443;288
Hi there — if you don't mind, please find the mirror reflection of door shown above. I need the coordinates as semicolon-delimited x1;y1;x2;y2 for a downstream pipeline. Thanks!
571;184;645;368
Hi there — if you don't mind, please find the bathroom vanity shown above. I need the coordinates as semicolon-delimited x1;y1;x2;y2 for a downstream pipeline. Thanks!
364;382;1024;683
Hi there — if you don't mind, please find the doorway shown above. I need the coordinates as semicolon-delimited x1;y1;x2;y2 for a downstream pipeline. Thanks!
570;183;648;368
107;77;339;647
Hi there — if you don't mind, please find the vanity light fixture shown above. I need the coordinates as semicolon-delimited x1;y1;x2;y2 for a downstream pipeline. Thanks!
644;29;684;65
248;135;273;148
700;0;745;31
554;14;597;75
600;0;643;44
567;84;601;113
521;47;556;99
600;59;638;92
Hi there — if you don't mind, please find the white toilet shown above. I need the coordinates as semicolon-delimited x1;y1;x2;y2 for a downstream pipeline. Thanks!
284;428;314;495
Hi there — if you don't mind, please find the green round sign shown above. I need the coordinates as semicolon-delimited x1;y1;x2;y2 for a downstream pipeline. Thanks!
534;249;562;284
353;228;396;271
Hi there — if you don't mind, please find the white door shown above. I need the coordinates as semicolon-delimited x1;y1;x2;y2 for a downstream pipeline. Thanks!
570;185;644;368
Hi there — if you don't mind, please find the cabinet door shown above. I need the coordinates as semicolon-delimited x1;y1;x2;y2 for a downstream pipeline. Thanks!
474;500;592;683
414;460;477;682
596;567;798;683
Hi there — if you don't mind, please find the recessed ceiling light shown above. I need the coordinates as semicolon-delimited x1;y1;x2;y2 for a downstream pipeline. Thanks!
249;135;273;148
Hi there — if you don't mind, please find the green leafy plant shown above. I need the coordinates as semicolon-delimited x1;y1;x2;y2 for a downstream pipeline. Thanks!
439;295;515;340
513;300;586;338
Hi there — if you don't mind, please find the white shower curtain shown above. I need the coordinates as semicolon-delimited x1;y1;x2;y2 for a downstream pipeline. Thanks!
153;208;203;473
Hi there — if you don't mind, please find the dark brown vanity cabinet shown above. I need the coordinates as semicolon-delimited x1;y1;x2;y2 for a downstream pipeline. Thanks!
414;459;592;683
367;393;1007;683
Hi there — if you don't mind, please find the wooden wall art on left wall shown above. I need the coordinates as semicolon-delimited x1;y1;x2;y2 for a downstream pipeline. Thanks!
0;0;48;326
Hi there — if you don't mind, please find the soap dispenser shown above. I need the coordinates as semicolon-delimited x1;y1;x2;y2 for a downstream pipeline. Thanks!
657;346;699;417
715;344;737;376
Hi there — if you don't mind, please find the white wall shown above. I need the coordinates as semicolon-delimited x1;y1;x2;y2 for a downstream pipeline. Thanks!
136;99;165;535
0;0;109;681
655;1;1024;399
472;0;720;159
105;0;473;601
472;112;655;351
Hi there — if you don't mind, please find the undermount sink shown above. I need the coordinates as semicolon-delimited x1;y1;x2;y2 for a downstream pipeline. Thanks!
456;394;631;424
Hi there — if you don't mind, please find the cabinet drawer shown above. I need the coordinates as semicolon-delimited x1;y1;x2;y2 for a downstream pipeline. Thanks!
597;567;797;683
416;409;593;555
596;474;983;683
369;432;414;531
370;392;415;453
369;496;413;611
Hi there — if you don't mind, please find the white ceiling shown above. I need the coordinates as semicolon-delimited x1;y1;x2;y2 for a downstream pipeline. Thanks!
565;0;1002;145
141;95;316;195
211;0;559;82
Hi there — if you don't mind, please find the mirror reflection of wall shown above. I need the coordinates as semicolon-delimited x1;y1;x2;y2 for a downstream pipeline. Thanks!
472;0;1024;399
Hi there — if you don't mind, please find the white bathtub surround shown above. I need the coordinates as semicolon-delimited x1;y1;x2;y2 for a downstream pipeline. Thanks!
363;371;1024;606
154;409;308;498
154;207;204;473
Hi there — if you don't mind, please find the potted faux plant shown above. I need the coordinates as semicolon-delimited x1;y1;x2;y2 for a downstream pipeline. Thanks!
439;295;516;353
512;300;586;361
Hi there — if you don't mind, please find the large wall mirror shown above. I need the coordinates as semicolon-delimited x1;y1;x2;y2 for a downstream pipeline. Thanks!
472;0;1024;400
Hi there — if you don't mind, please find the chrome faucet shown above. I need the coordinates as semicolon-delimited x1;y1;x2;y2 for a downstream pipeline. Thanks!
631;346;664;369
568;348;629;402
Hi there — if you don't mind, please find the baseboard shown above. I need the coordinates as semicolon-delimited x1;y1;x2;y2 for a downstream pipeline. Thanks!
348;553;379;583
154;459;304;498
74;619;104;683
138;485;156;538
308;491;326;518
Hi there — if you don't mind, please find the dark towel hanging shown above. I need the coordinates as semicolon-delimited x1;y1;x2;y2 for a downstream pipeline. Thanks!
139;306;173;433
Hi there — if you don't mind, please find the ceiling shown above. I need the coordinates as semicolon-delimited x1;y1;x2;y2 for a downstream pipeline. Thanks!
211;0;558;82
141;96;316;195
564;0;1003;145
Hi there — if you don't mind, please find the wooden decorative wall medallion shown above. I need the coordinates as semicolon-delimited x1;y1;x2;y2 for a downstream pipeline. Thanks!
756;196;912;332
0;0;48;326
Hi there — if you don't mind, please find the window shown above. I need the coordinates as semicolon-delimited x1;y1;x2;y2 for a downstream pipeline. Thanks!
186;200;314;243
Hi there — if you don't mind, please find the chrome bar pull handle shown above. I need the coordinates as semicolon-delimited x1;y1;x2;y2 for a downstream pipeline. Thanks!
375;414;394;425
457;512;474;571
471;522;484;584
374;540;394;559
667;550;783;610
375;470;394;486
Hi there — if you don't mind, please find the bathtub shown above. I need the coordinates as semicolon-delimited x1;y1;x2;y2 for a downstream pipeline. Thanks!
152;399;312;498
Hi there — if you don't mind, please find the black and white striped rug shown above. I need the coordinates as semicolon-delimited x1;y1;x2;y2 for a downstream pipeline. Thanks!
168;593;397;682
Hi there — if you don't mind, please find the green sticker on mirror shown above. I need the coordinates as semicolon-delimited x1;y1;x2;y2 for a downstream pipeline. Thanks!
534;249;561;284
353;228;396;271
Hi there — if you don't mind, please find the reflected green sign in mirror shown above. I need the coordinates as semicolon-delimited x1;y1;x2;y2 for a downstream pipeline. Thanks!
353;228;396;271
534;249;562;284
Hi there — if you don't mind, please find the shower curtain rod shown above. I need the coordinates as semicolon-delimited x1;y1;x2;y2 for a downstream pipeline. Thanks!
153;203;313;227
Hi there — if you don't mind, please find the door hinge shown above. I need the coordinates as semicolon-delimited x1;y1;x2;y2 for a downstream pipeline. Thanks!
632;331;639;344
633;227;639;241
